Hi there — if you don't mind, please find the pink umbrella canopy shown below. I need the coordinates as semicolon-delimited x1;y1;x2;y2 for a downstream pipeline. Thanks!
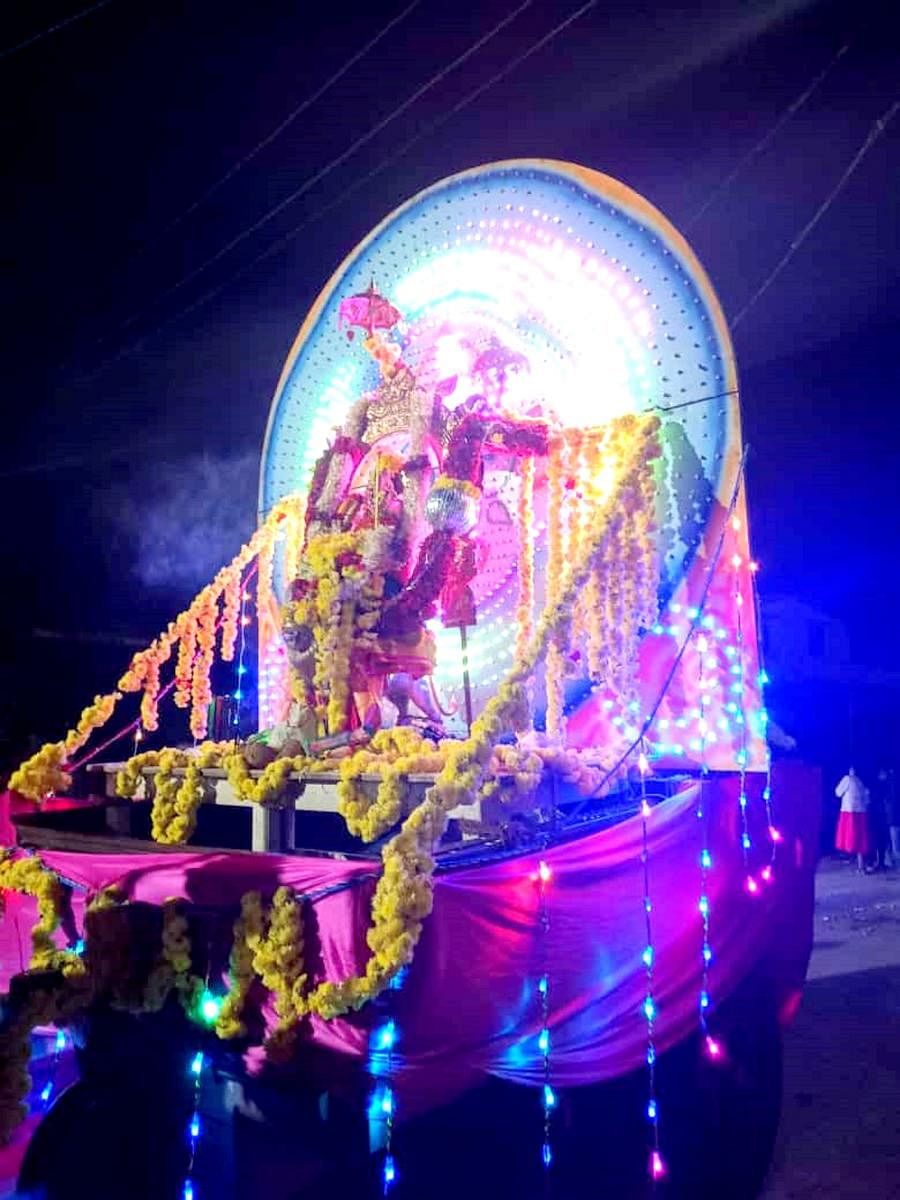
338;281;402;339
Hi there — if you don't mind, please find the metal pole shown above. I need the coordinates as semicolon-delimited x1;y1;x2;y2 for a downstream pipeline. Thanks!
459;625;474;735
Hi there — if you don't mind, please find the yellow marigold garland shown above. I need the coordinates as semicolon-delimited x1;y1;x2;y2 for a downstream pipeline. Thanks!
215;890;264;1040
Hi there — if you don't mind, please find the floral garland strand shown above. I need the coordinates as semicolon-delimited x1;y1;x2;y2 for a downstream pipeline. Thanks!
515;455;536;665
190;591;219;741
215;891;264;1040
544;436;567;741
9;693;122;802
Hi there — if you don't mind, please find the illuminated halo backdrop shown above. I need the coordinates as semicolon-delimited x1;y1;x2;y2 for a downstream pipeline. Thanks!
259;160;764;771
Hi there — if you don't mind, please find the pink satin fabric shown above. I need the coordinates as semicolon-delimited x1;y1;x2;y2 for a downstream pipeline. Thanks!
1;764;818;1112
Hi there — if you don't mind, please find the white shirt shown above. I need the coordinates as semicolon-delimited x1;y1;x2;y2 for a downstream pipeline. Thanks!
836;774;869;813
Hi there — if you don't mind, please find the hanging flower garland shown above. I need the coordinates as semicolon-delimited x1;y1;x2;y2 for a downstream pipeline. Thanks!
215;890;264;1040
9;692;122;801
515;456;536;664
190;590;219;741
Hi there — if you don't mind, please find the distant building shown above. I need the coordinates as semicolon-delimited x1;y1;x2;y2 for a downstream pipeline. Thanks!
760;592;900;779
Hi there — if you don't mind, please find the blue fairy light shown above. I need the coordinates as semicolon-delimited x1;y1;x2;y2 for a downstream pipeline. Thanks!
40;1081;53;1103
538;1028;550;1054
642;945;654;968
700;849;712;869
190;1052;203;1077
542;1143;553;1168
647;1099;658;1121
55;1029;66;1051
698;895;709;917
190;1115;201;1139
542;1084;557;1110
376;1020;396;1051
643;996;656;1022
383;1154;396;1188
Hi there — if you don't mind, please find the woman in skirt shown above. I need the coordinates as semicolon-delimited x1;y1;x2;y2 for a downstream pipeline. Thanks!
835;767;871;871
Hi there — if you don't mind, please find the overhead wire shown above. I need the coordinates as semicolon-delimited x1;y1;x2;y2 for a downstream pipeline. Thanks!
124;0;424;255
67;0;598;383
684;38;852;231
731;96;899;329
87;0;536;356
0;0;114;61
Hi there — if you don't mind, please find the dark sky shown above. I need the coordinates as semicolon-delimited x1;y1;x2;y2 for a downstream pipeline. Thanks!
1;0;898;739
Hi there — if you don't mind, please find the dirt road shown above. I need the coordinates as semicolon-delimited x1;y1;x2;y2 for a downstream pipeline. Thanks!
761;859;900;1198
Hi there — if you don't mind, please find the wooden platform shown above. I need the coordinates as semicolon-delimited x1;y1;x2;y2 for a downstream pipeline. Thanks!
79;762;554;853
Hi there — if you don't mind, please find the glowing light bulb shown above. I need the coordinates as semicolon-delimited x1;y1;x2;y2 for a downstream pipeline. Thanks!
538;975;549;996
183;1182;194;1200
638;751;650;775
190;1115;201;1139
641;799;652;818
650;1150;666;1179
40;1081;53;1102
696;635;708;654
543;1084;557;1110
377;1020;396;1051
700;849;712;869
705;1036;723;1060
542;1142;553;1168
702;944;713;964
647;1099;658;1121
134;728;143;742
55;1030;66;1051
699;990;710;1010
383;1155;396;1187
642;945;654;968
768;825;782;843
643;996;656;1022
74;938;85;955
200;991;222;1024
761;865;773;883
190;1052;203;1076
745;875;759;896
538;1028;550;1054
698;895;709;917
538;861;552;884
741;833;752;851
731;516;741;532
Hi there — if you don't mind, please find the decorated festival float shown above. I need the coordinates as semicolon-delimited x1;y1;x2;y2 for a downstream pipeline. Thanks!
0;161;819;1199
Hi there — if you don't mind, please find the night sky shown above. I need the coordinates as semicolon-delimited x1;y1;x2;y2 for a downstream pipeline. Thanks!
1;0;897;754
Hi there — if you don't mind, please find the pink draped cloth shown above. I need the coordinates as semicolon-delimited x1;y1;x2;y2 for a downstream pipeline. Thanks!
1;764;819;1113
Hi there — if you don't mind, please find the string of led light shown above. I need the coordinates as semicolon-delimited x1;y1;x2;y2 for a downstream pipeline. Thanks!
232;581;252;737
730;517;757;893
183;1048;206;1200
536;858;555;1171
38;1028;68;1107
637;741;665;1184
693;626;722;1061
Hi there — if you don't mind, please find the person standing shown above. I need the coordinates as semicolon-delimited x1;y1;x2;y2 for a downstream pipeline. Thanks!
835;767;871;872
878;768;899;866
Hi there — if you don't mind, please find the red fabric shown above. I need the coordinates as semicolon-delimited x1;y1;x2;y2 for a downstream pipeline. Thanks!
1;765;817;1114
835;809;870;855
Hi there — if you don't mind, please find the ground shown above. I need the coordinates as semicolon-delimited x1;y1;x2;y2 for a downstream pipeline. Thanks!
761;857;900;1199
